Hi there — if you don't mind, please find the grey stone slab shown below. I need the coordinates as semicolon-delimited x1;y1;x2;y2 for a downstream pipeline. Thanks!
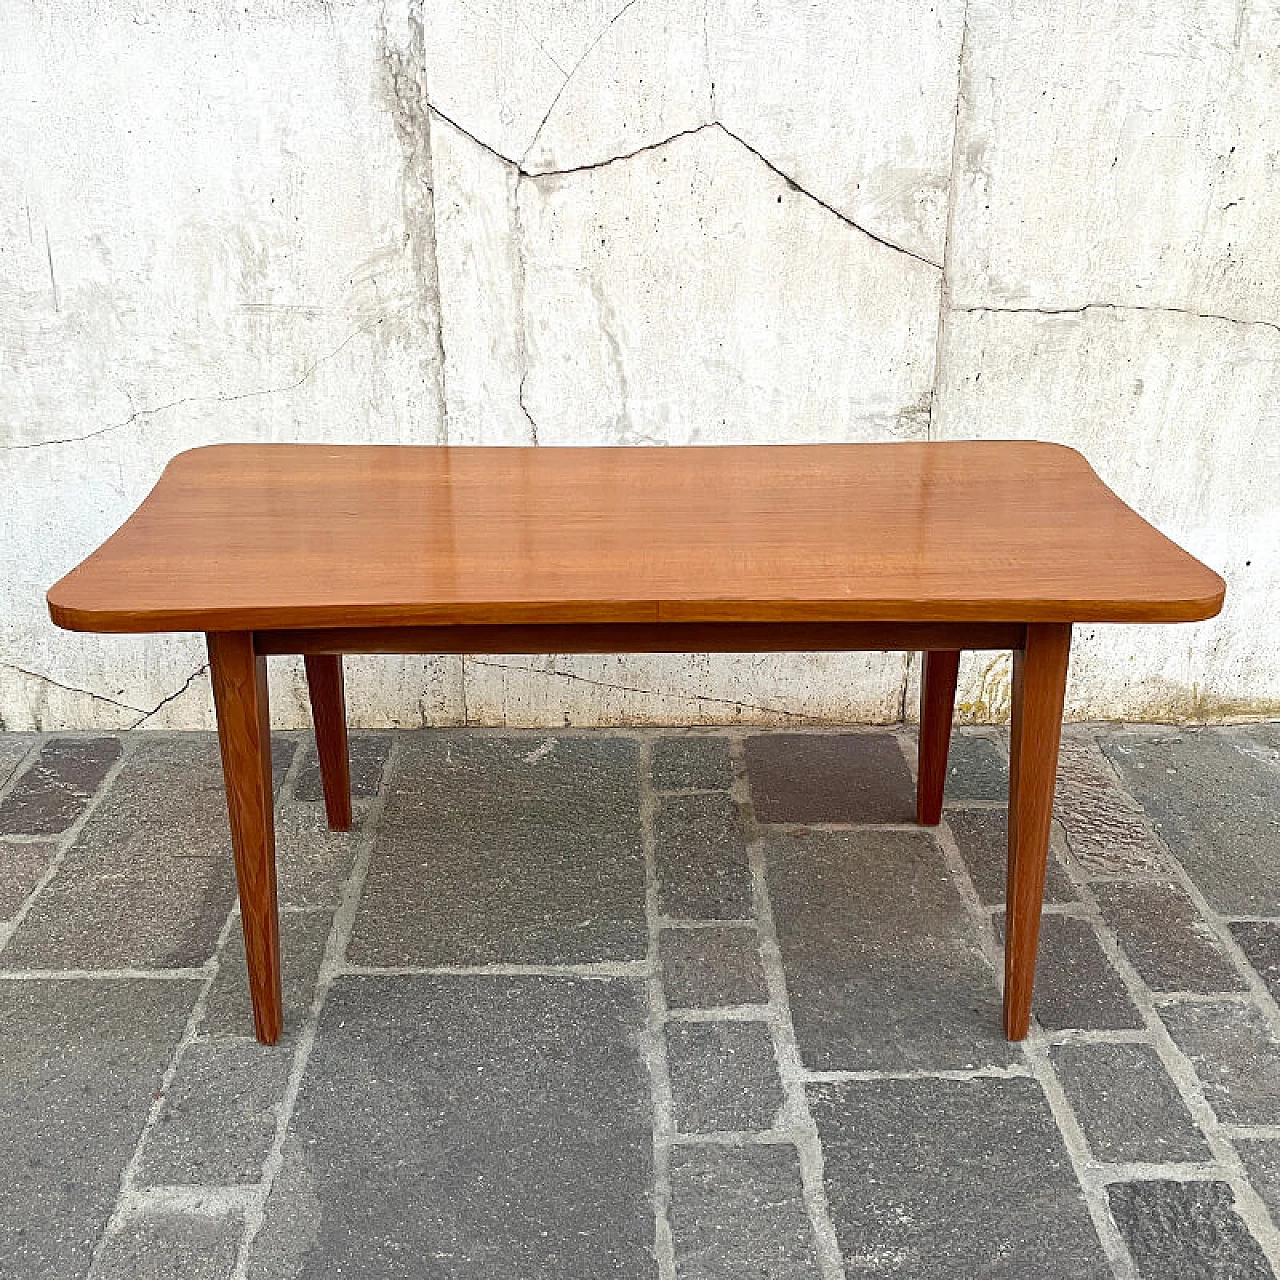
294;733;390;803
766;828;1013;1070
1230;921;1280;1005
270;736;296;796
995;913;1142;1031
1055;736;1173;876
946;807;1076;906
203;910;332;1043
138;1039;292;1185
348;733;647;965
666;1020;784;1133
0;839;56;917
0;736;121;835
1161;1000;1280;1126
659;927;767;1008
1236;1139;1280;1223
1101;730;1280;913
1049;1042;1210;1163
651;735;733;792
1107;1180;1271;1280
668;1144;820;1279
3;736;238;969
745;733;914;824
248;974;653;1279
654;792;751;920
942;732;1009;803
0;979;200;1280
0;734;37;788
1096;880;1246;993
809;1076;1109;1279
91;1212;243;1280
274;804;359;908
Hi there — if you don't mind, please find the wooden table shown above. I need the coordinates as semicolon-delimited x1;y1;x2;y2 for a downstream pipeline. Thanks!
47;442;1224;1045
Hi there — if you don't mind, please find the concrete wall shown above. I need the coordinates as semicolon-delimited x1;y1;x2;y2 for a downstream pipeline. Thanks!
3;0;1277;731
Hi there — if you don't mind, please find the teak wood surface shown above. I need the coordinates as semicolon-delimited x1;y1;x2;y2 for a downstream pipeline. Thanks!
48;442;1225;1045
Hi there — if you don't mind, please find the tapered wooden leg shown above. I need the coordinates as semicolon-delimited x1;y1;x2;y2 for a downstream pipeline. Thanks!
917;649;961;825
304;654;352;832
1003;623;1071;1040
208;631;282;1045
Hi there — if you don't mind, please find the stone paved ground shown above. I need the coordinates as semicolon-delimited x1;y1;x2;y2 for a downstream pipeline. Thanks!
0;723;1278;1279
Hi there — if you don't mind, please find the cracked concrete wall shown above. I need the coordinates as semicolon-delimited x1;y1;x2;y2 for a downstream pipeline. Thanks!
2;0;1276;731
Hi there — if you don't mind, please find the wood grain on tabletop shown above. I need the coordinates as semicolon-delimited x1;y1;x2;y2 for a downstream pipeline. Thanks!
47;442;1226;633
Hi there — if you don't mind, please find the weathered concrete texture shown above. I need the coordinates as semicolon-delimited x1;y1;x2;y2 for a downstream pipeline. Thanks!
0;737;119;835
1096;880;1246;994
249;975;653;1279
1;1;447;732
654;792;751;920
3;737;239;969
0;979;200;1280
951;0;1280;318
767;829;1012;1070
517;127;939;447
936;309;1280;723
745;732;916;825
1107;1180;1272;1280
456;649;911;728
4;0;1280;730
349;734;647;964
665;1020;785;1133
91;1212;244;1280
1101;731;1280;914
659;927;767;1009
667;1144;820;1280
524;0;711;175
709;0;963;265
1050;1042;1210;1164
809;1077;1110;1278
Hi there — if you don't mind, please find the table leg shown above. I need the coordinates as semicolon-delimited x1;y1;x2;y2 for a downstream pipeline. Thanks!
304;654;352;831
1003;623;1071;1040
917;649;961;825
208;631;283;1045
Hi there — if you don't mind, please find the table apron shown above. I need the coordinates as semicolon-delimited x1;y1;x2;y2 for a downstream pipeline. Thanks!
250;621;1028;657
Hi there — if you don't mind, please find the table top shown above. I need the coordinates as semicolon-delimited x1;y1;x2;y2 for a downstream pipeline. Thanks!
47;442;1225;633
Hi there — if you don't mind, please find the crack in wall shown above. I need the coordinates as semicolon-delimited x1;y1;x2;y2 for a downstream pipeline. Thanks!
0;663;146;718
466;658;808;722
519;0;643;167
956;301;1280;337
518;371;540;444
511;172;537;445
3;316;391;452
430;108;940;269
129;664;209;729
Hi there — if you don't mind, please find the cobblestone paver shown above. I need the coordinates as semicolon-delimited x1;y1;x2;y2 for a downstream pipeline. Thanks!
0;722;1278;1277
